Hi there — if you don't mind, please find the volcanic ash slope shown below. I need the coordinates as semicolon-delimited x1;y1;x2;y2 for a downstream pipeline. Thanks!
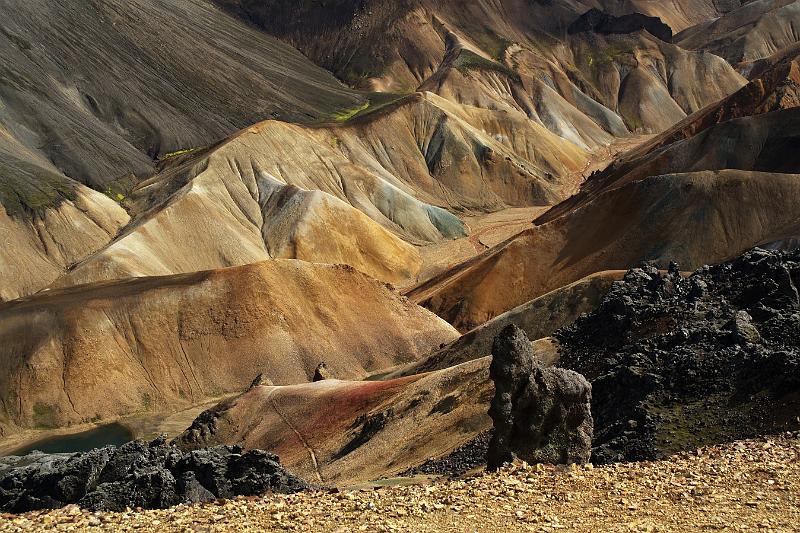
0;0;363;187
412;167;800;331
0;141;130;302
410;62;800;330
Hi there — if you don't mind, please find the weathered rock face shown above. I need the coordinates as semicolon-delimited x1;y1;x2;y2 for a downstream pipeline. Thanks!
557;248;800;463
487;325;593;469
0;437;307;513
174;400;238;452
569;9;673;42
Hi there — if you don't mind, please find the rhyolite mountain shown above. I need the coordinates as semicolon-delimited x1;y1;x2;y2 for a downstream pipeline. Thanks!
0;0;750;301
411;51;800;331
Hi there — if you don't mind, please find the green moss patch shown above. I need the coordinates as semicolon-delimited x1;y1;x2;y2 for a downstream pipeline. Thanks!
0;158;77;218
101;175;137;208
477;34;512;61
159;147;201;161
32;402;59;429
333;102;371;122
328;92;410;124
580;39;636;70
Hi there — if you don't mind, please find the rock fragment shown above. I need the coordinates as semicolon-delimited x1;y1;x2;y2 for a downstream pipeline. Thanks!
568;8;673;42
730;310;761;345
313;363;334;382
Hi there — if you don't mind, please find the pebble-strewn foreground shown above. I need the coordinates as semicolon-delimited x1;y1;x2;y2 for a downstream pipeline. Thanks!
2;434;798;532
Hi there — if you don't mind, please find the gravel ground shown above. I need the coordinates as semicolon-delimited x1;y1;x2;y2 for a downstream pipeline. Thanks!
2;434;798;532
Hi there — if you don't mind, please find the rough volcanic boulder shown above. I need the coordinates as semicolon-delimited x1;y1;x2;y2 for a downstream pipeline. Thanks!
556;249;800;463
0;437;307;513
248;373;274;390
569;9;673;42
487;325;593;469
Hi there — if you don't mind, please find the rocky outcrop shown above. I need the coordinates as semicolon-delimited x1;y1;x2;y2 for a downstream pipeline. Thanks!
313;363;334;382
487;325;593;469
0;437;307;513
569;9;673;42
174;401;238;451
556;249;800;463
248;374;274;390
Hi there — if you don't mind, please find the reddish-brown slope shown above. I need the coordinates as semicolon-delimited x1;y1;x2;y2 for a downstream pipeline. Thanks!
175;359;493;485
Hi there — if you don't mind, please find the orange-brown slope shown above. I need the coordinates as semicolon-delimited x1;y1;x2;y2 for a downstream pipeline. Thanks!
0;261;458;434
409;168;800;331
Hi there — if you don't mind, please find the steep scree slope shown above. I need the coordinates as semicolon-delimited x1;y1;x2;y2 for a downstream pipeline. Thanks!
0;0;362;187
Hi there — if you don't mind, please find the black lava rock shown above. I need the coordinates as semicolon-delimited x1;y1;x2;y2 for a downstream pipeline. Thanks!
0;437;307;513
568;8;673;42
313;362;334;382
556;248;800;463
487;325;593;470
403;431;493;478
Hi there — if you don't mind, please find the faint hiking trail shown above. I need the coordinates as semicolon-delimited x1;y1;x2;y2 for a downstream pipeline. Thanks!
266;388;324;484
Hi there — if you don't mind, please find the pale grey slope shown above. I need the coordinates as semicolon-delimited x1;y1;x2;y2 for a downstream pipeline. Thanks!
0;138;130;302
